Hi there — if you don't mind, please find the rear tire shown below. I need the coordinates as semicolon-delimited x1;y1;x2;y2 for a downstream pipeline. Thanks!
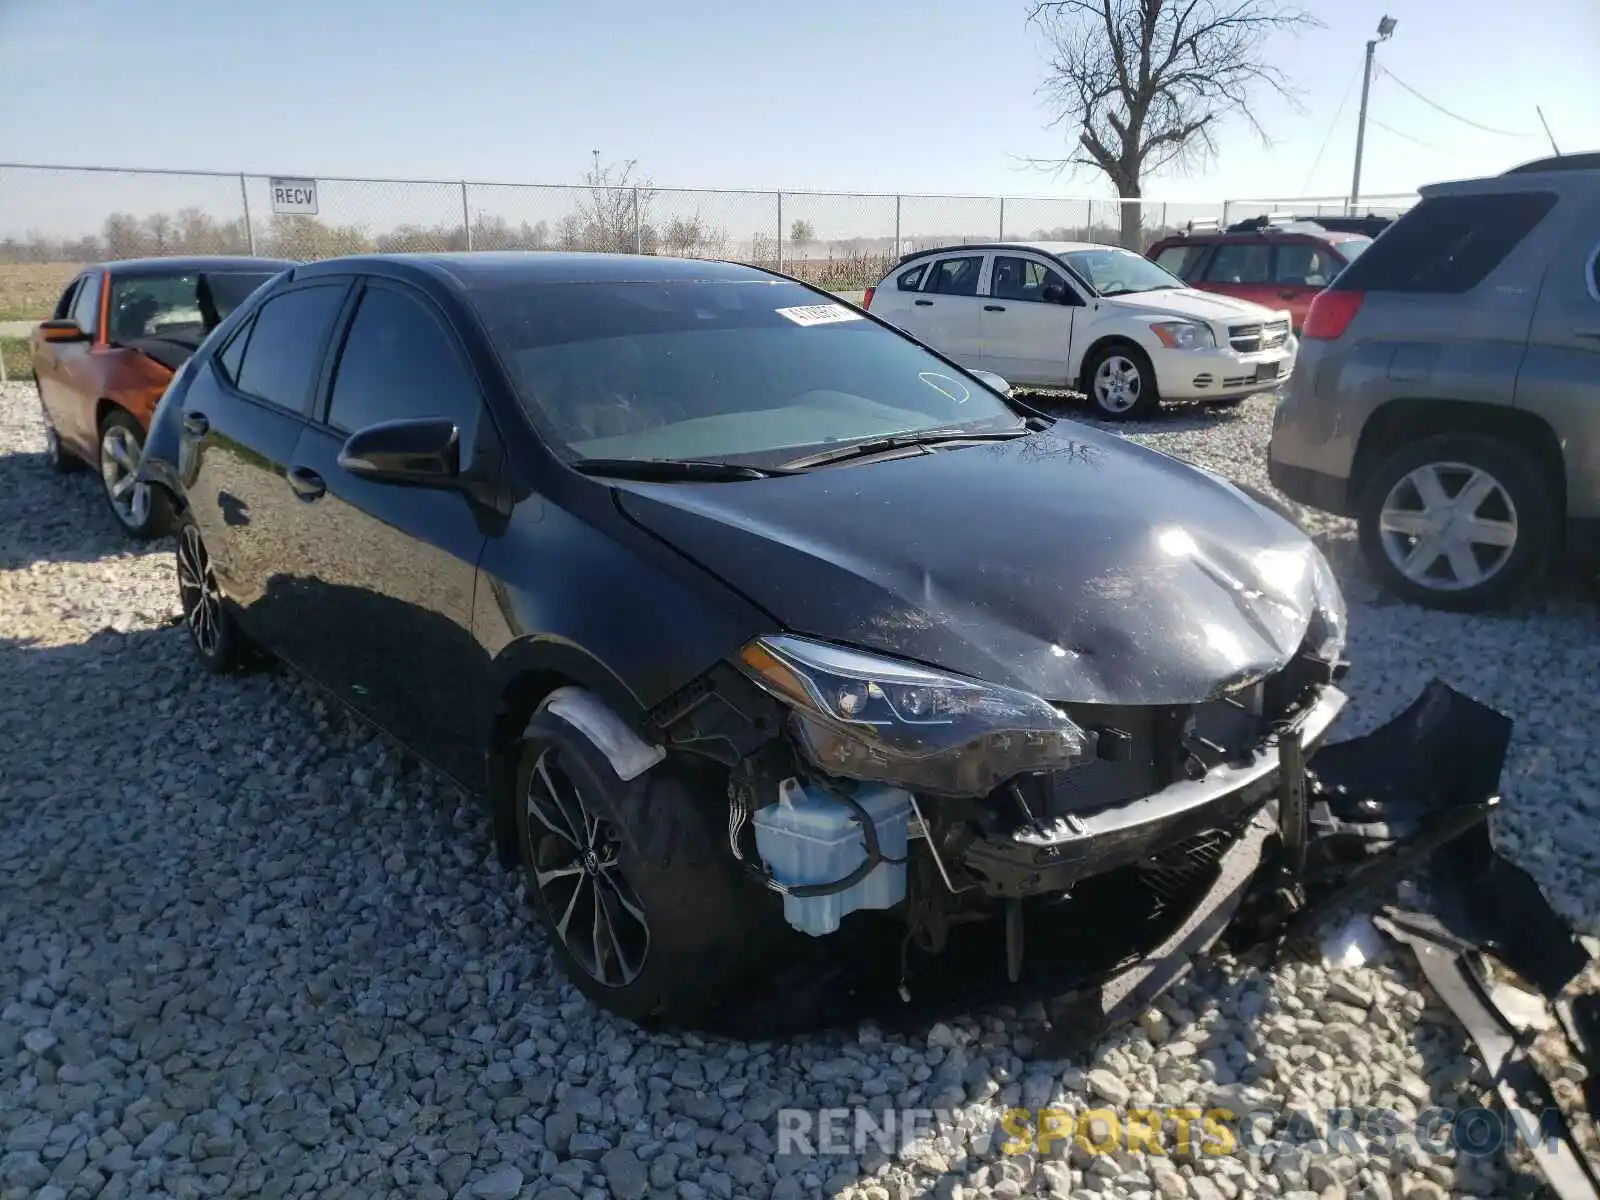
514;711;780;1025
1082;343;1159;421
175;516;248;674
97;408;173;540
1356;433;1556;612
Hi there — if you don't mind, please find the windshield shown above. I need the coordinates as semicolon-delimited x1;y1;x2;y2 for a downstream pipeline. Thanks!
1062;248;1186;297
107;270;278;343
471;278;1024;466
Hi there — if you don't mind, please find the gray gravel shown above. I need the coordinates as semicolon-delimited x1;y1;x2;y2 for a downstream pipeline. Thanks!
2;378;1596;1200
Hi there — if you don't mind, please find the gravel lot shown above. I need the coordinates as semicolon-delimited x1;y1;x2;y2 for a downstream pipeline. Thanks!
3;377;1597;1200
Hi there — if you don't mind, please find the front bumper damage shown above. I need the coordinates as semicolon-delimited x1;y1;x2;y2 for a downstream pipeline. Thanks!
1037;679;1600;1200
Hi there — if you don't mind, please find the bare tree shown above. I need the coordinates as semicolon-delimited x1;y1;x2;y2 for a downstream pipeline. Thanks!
1029;0;1317;250
580;154;656;253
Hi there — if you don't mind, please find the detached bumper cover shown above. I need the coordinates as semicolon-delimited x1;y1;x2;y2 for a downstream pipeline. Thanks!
961;686;1346;897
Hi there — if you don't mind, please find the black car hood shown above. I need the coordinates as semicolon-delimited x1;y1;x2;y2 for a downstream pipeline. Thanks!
612;425;1331;705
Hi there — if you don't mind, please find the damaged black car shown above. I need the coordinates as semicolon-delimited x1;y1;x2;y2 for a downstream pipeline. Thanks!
137;251;1367;1023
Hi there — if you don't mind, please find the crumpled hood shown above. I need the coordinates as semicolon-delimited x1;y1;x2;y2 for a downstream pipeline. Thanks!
613;425;1332;705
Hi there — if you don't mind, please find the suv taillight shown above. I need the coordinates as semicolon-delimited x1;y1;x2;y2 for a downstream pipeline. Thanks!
1302;290;1364;340
860;286;875;310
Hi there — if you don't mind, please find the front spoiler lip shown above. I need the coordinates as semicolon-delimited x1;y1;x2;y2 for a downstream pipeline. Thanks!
959;686;1347;897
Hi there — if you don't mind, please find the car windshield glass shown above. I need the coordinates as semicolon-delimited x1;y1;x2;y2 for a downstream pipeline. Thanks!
471;278;1024;465
106;271;277;343
1062;248;1185;296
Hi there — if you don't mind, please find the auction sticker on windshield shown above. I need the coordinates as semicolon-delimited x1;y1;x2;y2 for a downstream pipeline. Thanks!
775;304;863;327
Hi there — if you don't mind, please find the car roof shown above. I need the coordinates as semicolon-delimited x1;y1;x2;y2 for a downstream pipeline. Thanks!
893;240;1121;268
1156;227;1367;245
97;256;298;275
290;251;777;289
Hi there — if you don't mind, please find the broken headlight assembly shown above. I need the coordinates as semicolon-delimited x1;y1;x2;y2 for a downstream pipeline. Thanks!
1307;545;1347;663
737;635;1094;798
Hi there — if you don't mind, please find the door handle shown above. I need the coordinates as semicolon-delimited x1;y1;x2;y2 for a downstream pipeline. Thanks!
984;304;1006;312
914;299;933;306
287;466;326;502
1575;327;1600;340
182;411;210;437
1278;290;1301;299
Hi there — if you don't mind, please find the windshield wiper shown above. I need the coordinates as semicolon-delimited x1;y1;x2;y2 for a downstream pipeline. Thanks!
569;457;793;482
780;426;1031;471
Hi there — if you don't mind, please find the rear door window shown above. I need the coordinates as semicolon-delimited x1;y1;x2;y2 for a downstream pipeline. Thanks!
1334;192;1559;294
1202;244;1271;284
232;283;348;413
324;284;481;438
1274;243;1338;287
927;256;983;296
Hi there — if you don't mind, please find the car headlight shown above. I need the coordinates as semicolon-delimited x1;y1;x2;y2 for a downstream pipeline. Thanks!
1150;320;1216;351
737;635;1094;798
1307;545;1348;662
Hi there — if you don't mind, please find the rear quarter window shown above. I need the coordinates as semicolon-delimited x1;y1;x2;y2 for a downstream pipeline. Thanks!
1334;192;1558;294
897;264;928;291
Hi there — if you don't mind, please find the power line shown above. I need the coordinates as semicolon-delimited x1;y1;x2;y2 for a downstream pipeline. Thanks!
1375;65;1534;138
1369;118;1436;149
1300;61;1363;195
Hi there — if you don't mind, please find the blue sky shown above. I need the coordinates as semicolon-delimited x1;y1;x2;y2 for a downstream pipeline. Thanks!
1;0;1596;238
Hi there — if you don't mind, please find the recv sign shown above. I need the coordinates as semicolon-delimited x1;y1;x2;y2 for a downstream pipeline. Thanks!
269;177;319;216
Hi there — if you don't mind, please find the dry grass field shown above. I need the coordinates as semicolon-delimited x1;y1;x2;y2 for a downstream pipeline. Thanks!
0;262;80;322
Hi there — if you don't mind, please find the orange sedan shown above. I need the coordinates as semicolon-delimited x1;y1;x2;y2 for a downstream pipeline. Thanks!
31;256;295;538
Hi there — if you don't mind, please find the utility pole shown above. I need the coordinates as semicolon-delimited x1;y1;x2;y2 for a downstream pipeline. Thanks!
1350;15;1397;213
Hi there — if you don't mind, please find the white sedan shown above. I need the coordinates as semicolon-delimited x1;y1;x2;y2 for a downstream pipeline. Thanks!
862;240;1296;420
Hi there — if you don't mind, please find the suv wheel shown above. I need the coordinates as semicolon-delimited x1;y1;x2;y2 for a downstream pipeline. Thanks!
1356;434;1557;611
514;711;780;1025
1083;344;1159;421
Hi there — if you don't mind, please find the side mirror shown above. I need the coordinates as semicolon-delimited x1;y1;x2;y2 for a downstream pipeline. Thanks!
38;319;89;344
968;369;1013;397
337;417;461;488
1041;284;1070;305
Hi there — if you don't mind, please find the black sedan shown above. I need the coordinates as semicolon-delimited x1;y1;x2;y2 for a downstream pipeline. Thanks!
138;251;1351;1023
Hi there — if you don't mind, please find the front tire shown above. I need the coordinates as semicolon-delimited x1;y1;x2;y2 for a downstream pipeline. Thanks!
175;517;248;673
514;711;779;1025
98;408;173;539
1356;434;1556;611
1082;343;1159;421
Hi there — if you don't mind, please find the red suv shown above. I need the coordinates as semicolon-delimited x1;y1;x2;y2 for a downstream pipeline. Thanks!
1146;217;1375;335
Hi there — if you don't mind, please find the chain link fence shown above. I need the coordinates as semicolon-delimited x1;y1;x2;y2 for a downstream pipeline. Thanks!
0;163;1420;320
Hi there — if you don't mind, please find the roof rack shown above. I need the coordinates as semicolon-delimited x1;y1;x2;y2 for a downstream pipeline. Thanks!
1184;218;1220;234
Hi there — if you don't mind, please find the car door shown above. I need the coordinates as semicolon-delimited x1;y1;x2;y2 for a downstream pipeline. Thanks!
1195;242;1278;311
901;253;988;367
280;278;500;785
1268;240;1339;332
981;253;1080;386
32;271;105;459
31;274;85;435
178;277;353;651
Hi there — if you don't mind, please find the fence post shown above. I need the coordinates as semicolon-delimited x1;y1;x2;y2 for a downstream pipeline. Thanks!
998;196;1005;241
1221;199;1232;227
632;188;641;254
776;192;784;271
239;174;256;255
461;182;472;251
894;195;902;257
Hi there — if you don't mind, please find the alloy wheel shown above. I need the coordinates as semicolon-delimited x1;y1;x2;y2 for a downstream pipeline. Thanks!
100;424;150;529
1377;461;1519;591
525;750;650;987
177;524;224;659
1093;354;1142;414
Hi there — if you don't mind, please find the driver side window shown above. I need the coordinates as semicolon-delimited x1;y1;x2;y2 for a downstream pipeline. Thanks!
991;256;1069;303
70;273;102;338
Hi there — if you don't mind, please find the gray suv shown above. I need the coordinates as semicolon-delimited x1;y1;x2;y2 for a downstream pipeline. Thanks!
1268;153;1600;610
